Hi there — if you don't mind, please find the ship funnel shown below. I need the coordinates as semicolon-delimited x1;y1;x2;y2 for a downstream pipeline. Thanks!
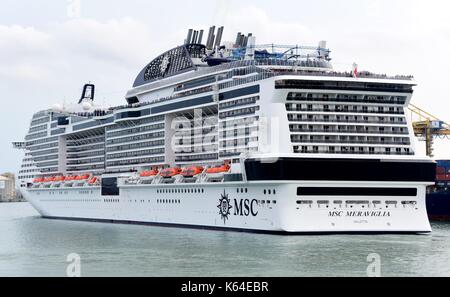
78;83;95;104
235;32;242;47
206;26;216;49
192;30;198;44
185;29;193;44
245;36;256;60
214;26;224;48
198;30;204;44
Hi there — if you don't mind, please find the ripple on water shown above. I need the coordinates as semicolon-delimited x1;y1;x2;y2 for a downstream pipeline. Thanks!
1;202;450;276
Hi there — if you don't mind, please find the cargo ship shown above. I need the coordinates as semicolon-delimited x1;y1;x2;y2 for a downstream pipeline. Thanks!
427;160;450;221
14;26;436;234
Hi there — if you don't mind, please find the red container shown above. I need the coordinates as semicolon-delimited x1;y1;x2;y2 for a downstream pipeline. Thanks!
436;167;446;174
436;174;447;181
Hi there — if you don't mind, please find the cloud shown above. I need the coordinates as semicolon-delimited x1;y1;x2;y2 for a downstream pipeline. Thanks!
58;17;155;66
0;17;172;86
0;25;53;81
223;5;313;44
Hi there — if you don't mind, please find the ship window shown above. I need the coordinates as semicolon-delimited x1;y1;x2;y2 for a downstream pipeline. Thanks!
296;200;313;205
297;187;417;197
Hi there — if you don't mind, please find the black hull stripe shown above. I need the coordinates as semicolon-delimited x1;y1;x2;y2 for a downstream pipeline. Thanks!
41;216;430;235
245;158;436;182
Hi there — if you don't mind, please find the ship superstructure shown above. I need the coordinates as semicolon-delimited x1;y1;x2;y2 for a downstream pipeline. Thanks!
16;26;436;233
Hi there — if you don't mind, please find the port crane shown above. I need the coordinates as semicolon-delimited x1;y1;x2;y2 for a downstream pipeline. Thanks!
408;103;450;157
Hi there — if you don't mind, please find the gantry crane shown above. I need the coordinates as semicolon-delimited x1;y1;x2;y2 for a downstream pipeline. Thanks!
408;103;450;157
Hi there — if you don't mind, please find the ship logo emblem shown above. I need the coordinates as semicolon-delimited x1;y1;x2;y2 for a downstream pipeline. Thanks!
217;190;232;224
160;55;171;74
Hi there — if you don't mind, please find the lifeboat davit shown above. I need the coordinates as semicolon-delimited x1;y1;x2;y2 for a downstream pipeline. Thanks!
140;169;159;177
181;166;204;177
88;177;98;185
160;167;182;178
206;164;230;174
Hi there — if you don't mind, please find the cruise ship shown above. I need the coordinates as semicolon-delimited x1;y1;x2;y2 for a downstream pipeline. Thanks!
14;26;436;234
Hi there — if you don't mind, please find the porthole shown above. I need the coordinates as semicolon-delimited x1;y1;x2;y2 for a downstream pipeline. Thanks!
268;190;271;195
264;189;266;195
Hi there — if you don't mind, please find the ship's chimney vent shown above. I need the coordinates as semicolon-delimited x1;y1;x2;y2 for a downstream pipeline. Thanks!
214;26;224;48
198;30;204;44
206;26;216;49
192;30;198;44
185;29;193;44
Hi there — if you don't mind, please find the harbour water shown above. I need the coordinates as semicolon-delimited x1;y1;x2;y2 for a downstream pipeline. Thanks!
1;202;450;277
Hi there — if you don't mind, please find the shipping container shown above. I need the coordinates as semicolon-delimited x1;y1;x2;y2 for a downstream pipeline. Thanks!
436;174;447;181
437;167;446;174
436;160;450;168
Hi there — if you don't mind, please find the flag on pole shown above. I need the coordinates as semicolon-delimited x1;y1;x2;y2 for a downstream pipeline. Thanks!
352;63;358;78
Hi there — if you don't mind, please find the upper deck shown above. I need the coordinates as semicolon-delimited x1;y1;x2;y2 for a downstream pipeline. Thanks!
125;26;413;104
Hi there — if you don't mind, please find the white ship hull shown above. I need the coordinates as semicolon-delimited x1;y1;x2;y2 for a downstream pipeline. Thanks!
22;180;432;234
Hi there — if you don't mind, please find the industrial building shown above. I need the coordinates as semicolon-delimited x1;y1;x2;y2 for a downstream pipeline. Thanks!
0;173;16;202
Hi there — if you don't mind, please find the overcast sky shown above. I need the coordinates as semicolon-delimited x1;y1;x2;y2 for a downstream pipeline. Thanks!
1;0;450;174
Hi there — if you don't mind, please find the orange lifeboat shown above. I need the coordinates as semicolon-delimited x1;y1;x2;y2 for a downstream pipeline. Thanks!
54;176;65;182
75;174;90;180
65;176;75;181
140;169;159;177
43;177;54;183
181;166;204;177
88;177;98;185
206;164;230;174
160;167;182;178
33;177;45;183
